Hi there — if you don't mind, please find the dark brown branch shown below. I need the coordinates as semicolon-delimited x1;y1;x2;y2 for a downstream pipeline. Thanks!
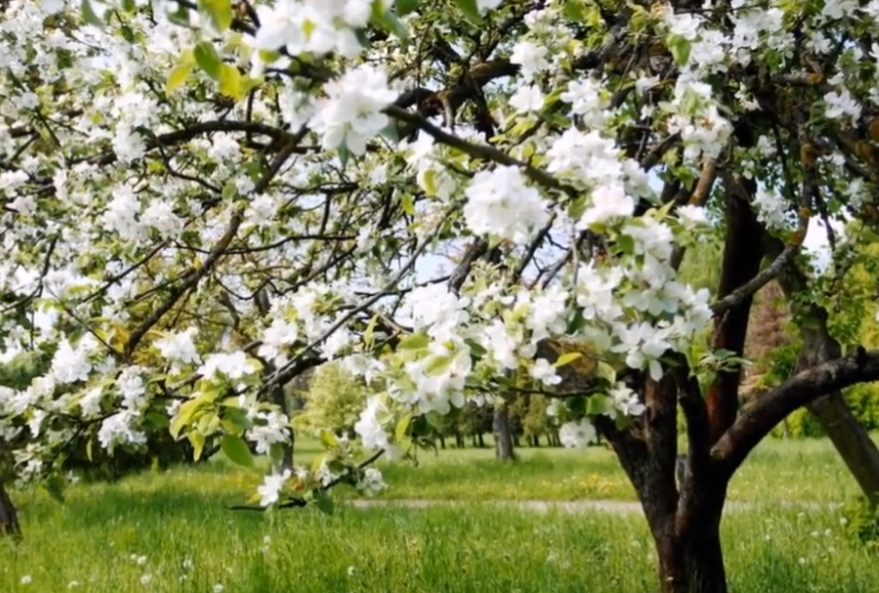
712;347;879;474
704;174;764;444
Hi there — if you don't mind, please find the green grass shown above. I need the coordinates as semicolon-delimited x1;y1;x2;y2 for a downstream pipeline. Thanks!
2;477;877;593
279;434;874;503
3;435;878;592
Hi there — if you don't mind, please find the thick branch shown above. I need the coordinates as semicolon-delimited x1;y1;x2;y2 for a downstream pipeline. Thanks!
704;175;764;443
712;348;879;474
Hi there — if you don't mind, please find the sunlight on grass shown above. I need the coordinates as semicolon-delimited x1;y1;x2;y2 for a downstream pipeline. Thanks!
3;487;878;593
3;436;879;592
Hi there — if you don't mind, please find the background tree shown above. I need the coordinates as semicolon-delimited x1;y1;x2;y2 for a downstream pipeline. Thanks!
293;362;371;439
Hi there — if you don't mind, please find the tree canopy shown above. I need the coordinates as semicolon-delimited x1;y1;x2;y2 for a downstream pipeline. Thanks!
4;0;879;591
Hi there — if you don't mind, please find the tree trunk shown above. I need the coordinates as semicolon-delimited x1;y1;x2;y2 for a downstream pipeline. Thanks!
655;520;727;593
477;433;485;448
493;403;515;461
0;479;20;538
438;434;446;449
808;393;879;504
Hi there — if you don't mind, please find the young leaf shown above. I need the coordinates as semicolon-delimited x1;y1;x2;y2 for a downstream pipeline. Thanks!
269;442;285;466
194;41;222;80
320;428;339;449
81;0;104;27
166;63;193;97
453;0;482;24
188;430;206;461
555;352;583;368
218;63;243;100
398;333;430;350
221;434;254;467
198;0;233;33
395;0;419;16
395;413;412;443
596;361;616;384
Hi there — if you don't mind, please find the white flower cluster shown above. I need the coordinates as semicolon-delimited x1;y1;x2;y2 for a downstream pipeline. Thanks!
311;65;398;156
251;0;374;61
356;467;386;496
463;166;550;245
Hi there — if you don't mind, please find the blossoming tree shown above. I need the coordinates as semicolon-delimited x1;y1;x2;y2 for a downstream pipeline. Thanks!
3;0;879;591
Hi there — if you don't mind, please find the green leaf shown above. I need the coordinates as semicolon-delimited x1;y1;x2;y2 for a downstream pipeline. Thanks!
337;144;351;168
311;452;327;475
395;0;419;15
562;0;586;21
424;355;452;376
453;0;482;24
198;0;233;33
596;361;616;384
218;63;243;100
221;181;238;200
166;63;193;97
44;475;66;503
422;169;438;196
395;413;412;443
320;428;339;449
398;333;430;350
121;0;136;11
401;193;415;214
224;407;252;431
586;394;612;416
269;442;285;466
314;490;334;515
170;398;205;440
668;34;691;66
555;352;582;368
464;339;487;358
363;314;378;347
81;0;104;27
221;434;254;467
194;41;223;80
188;430;206;461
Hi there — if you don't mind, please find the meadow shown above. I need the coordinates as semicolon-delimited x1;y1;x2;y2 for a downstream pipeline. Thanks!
2;435;877;593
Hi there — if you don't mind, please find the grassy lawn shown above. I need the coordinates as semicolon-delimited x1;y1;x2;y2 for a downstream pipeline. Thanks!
1;475;875;593
2;435;877;592
277;434;873;503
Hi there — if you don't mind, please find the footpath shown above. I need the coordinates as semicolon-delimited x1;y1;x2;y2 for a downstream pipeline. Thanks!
345;499;840;513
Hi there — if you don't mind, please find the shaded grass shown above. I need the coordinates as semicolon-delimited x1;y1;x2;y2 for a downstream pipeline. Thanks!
2;476;877;593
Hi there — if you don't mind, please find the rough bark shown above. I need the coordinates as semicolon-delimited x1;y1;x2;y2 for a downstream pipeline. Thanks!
705;175;764;443
0;479;20;538
655;502;727;593
607;376;731;593
767;235;879;505
493;401;515;461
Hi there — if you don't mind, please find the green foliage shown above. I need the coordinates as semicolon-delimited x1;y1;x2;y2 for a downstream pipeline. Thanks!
842;497;879;551
293;362;371;437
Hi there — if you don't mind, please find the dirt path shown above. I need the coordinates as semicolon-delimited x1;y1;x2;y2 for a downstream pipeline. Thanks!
346;499;841;514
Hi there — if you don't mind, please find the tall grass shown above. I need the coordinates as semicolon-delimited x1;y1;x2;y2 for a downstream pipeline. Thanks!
1;480;875;593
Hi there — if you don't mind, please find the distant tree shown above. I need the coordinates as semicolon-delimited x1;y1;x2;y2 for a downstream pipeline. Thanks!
293;363;370;438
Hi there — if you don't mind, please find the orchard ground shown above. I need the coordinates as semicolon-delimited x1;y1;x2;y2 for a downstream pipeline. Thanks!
3;436;878;593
